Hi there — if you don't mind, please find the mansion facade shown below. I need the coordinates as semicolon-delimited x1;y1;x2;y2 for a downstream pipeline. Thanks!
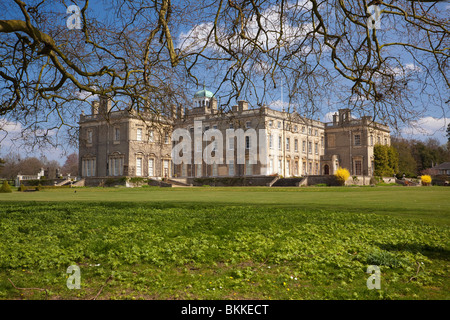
78;89;391;181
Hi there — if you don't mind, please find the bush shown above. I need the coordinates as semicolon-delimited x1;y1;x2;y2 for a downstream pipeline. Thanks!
421;175;432;186
18;184;26;192
334;167;350;186
0;181;12;193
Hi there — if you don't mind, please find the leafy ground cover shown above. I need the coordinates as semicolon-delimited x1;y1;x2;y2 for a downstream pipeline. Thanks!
0;186;448;299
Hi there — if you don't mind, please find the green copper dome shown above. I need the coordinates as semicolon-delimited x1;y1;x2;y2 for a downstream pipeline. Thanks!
194;87;214;98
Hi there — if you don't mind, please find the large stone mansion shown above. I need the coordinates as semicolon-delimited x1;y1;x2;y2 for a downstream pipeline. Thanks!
78;88;391;182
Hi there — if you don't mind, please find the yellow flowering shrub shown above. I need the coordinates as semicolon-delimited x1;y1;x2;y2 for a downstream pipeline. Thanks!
421;175;432;186
335;167;350;186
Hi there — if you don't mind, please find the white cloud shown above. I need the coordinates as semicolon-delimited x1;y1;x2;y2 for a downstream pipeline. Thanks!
177;1;315;55
323;111;335;123
401;116;449;144
75;90;98;100
269;99;295;112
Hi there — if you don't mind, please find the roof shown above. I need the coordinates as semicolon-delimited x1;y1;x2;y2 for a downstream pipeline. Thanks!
194;87;214;98
433;162;450;170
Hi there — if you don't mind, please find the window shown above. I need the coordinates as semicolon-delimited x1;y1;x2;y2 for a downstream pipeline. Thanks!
302;140;306;153
269;120;273;127
212;163;218;176
229;124;234;129
109;157;123;176
327;135;335;147
148;130;154;142
370;135;373;146
148;159;154;176
278;159;282;173
308;127;312;135
136;157;142;176
278;136;282;150
164;132;169;144
286;161;290;176
269;134;273;149
136;128;142;141
377;136;381;144
204;125;209;132
82;158;96;177
269;159;273;174
246;136;251;149
302;126;305;133
228;137;234;150
294;125;298;132
315;143;318;154
245;159;252;175
315;129;318;136
114;128;120;141
246;121;251;128
354;134;361;146
212;125;218;130
278;121;281;129
355;160;362;175
87;130;93;144
229;160;235;176
286;138;290;151
308;141;312;154
294;139;298;152
315;163;319;174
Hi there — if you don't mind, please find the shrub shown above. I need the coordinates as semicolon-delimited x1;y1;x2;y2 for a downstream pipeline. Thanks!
0;181;12;193
421;175;432;186
334;167;350;186
18;184;26;192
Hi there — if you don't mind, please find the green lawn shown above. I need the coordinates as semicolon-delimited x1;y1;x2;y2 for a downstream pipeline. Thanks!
0;186;449;300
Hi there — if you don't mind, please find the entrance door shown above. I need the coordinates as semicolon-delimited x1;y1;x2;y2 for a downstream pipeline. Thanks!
163;160;169;178
324;164;330;175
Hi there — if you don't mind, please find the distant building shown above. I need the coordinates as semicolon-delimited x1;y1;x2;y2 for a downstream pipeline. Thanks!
78;96;174;179
322;109;391;177
431;162;450;176
78;89;391;182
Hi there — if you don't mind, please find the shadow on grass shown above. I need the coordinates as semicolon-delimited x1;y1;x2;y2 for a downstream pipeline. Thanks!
377;243;450;261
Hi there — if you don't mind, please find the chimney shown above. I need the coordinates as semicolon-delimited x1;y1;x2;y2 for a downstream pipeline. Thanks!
170;104;176;119
92;100;99;115
210;98;218;114
99;95;112;115
338;109;351;124
238;100;248;112
332;113;338;125
177;105;185;119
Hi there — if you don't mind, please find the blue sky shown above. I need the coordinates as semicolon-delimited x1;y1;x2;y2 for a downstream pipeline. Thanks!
0;1;448;165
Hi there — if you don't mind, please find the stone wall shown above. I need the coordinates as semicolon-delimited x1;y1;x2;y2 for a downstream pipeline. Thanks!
187;176;276;187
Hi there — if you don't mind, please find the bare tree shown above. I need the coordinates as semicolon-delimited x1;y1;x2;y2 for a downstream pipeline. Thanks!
61;152;78;176
0;0;448;149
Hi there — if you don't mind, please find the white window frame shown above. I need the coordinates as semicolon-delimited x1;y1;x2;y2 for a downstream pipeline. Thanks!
136;157;142;176
148;158;154;176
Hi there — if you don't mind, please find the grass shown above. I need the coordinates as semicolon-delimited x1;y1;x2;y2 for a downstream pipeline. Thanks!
0;186;448;300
